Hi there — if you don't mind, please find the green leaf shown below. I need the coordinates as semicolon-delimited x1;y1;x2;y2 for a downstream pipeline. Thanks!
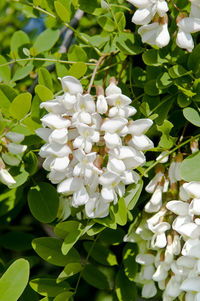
68;45;87;62
177;94;191;108
83;242;118;266
0;258;29;301
123;243;138;281
180;151;200;181
32;237;80;267
157;120;176;149
97;16;115;32
54;1;70;22
57;263;82;282
82;264;110;290
115;269;137;301
12;63;33;82
29;278;70;297
53;291;74;301
0;55;11;81
114;33;142;55
188;44;200;74
54;221;82;239
33;29;60;53
38;68;53;90
0;84;17;116
125;179;143;210
9;92;32;120
9;165;29;189
10;30;30;58
35;84;54;101
168;65;191;78
78;0;101;15
115;12;126;32
144;79;161;96
68;62;87;78
24;151;38;175
142;49;167;66
112;197;127;226
28;182;59;223
183;107;200;127
156;72;172;89
61;227;84;255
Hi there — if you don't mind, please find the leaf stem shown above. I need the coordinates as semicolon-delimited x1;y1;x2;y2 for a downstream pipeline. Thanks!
74;234;99;294
143;133;200;177
0;57;96;68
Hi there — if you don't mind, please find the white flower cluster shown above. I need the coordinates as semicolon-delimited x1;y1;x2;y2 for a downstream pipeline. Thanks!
0;131;27;186
127;0;200;51
36;76;153;219
125;150;200;300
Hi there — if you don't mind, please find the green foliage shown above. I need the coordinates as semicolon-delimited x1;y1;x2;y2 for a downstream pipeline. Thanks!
9;93;32;120
32;237;80;266
28;182;59;223
180;151;200;181
0;259;29;301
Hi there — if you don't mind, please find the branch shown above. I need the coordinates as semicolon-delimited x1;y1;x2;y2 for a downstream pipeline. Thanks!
87;54;107;93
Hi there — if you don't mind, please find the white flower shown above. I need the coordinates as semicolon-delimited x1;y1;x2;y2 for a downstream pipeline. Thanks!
183;182;200;199
142;281;157;298
96;95;108;114
99;171;125;203
127;0;168;25
138;21;170;48
166;200;189;216
73;94;95;125
0;168;16;186
61;76;83;94
73;123;99;153
151;222;171;248
85;193;110;218
176;17;200;52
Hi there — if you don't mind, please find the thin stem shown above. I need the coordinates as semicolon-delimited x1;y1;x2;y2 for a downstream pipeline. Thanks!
143;133;200;177
87;54;107;93
168;0;183;12
0;57;96;68
178;122;188;145
148;94;176;116
110;4;131;12
74;234;99;294
106;0;120;32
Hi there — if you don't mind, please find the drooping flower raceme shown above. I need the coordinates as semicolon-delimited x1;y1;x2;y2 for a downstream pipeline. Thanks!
125;148;200;300
36;76;153;219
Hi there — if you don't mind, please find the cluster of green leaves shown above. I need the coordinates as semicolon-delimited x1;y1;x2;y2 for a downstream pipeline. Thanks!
0;0;200;300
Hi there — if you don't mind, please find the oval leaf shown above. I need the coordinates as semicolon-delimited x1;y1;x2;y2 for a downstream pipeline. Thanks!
0;258;29;301
9;92;32;120
28;182;59;223
183;107;200;127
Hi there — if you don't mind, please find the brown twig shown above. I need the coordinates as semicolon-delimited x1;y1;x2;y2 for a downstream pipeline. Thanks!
169;0;183;12
87;54;107;93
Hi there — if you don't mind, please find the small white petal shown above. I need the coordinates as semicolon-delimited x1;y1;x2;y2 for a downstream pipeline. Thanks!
0;168;16;186
61;76;83;94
